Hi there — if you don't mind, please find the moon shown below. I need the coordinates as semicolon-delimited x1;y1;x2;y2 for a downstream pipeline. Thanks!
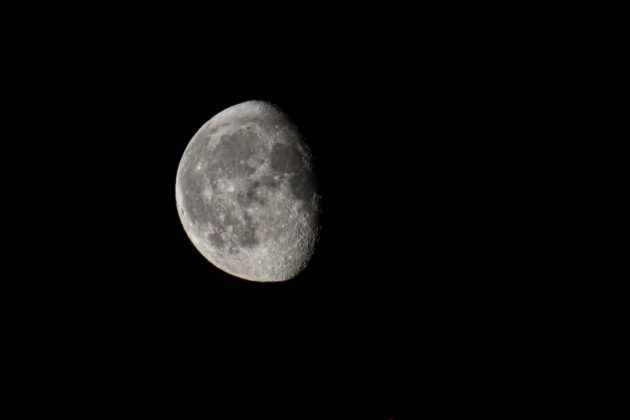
175;100;321;282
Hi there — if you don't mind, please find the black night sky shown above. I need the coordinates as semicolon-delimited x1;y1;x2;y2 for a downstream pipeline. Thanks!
8;10;571;417
50;70;520;416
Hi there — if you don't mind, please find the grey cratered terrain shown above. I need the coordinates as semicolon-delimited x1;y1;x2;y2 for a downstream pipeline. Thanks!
175;100;321;282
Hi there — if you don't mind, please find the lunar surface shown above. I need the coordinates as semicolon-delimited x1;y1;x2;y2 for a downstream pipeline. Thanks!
175;100;321;282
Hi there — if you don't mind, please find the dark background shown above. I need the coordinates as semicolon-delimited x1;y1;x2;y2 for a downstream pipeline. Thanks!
24;65;529;415
6;7;594;417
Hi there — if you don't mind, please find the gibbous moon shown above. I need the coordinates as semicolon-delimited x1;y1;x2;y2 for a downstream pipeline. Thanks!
175;100;321;282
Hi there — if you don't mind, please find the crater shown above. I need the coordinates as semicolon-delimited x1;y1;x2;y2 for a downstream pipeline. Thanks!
206;197;259;252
